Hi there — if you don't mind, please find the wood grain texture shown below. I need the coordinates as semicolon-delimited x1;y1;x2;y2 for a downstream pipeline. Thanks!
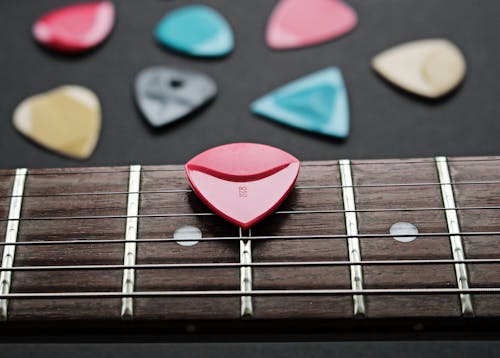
0;158;497;322
449;157;500;317
9;168;129;320
252;163;351;319
352;159;460;317
136;166;239;319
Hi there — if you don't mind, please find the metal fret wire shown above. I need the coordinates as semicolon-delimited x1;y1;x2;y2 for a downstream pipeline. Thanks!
436;157;473;316
121;165;141;320
339;159;366;317
0;156;499;178
0;158;499;301
0;169;27;319
239;228;253;318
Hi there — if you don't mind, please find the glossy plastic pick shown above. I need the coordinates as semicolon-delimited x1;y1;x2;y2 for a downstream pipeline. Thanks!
13;85;101;160
33;1;115;53
266;0;357;50
185;143;300;228
154;5;234;58
251;67;349;138
372;39;466;98
134;66;217;127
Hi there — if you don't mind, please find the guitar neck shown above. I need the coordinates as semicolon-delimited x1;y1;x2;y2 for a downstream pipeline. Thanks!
0;156;499;338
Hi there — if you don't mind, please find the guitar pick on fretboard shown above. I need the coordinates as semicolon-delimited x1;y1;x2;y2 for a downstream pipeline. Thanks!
0;157;499;324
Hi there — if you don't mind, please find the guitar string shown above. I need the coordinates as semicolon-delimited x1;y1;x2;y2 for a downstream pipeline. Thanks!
1;204;500;223
1;258;500;272
1;287;500;300
0;156;499;178
2;233;500;296
0;231;499;247
2;179;500;199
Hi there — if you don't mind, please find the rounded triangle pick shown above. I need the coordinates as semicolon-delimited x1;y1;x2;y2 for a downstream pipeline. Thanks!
33;1;115;53
266;0;357;50
185;143;300;228
154;5;234;58
251;67;350;139
134;66;217;127
13;85;101;160
372;39;466;98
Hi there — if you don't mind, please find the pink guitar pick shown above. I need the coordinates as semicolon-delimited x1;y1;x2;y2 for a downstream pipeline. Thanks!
33;1;115;53
266;0;358;50
185;143;300;228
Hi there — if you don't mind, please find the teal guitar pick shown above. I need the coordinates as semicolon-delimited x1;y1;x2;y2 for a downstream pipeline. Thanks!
154;5;234;58
251;67;350;139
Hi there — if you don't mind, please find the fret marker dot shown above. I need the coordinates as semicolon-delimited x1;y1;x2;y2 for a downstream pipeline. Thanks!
390;222;418;243
174;226;201;247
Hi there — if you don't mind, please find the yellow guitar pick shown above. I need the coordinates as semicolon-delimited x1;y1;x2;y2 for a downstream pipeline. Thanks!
13;85;101;160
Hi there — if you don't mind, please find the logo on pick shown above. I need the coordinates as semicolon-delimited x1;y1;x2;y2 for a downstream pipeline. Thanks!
185;143;300;228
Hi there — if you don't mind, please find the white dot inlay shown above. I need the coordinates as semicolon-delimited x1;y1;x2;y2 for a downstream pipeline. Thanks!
174;225;201;247
390;222;418;243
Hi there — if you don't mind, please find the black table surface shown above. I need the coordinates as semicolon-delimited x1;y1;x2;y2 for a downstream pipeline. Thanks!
1;0;499;356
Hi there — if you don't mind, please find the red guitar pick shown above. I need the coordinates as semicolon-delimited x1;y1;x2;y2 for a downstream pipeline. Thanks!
33;1;115;53
185;143;300;228
266;0;357;50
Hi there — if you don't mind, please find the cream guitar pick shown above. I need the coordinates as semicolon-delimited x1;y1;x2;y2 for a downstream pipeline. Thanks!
372;39;466;98
13;85;101;160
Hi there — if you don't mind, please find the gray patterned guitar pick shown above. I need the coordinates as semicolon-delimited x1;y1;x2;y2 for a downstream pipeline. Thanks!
134;66;217;127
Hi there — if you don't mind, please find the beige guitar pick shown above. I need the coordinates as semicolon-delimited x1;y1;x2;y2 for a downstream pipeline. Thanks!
13;85;101;160
372;39;466;98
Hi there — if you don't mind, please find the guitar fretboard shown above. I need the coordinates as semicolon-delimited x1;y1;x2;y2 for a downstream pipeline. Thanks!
0;157;499;322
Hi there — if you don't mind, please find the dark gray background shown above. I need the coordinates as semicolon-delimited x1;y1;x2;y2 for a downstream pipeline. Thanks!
1;0;499;356
1;0;499;169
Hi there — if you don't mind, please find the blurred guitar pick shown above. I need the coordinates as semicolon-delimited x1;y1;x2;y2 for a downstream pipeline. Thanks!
266;0;357;50
135;66;217;127
13;86;101;160
372;39;466;98
155;5;234;57
252;67;350;139
33;1;115;53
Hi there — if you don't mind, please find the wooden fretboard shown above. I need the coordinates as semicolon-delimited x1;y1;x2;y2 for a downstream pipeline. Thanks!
0;157;499;338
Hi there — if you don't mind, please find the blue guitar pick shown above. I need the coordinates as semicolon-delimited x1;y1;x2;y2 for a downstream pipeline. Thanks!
154;5;234;58
251;67;350;139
